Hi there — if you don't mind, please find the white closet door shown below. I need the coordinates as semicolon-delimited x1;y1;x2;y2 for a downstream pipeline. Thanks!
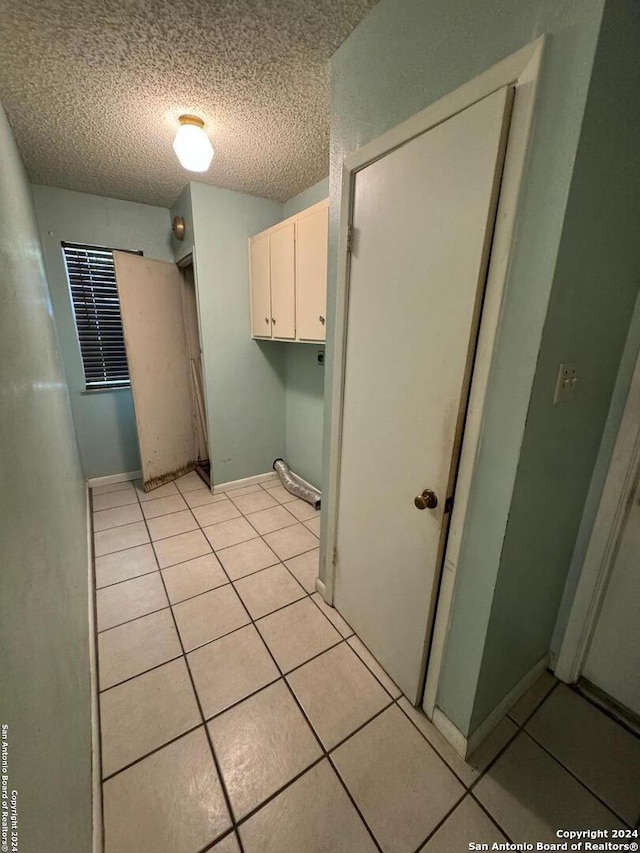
335;88;512;701
269;221;296;339
114;252;196;491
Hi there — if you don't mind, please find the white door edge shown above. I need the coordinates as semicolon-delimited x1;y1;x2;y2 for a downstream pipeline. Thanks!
555;335;640;684
322;37;545;719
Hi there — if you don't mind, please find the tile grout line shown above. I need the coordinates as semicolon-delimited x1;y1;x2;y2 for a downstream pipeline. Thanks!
181;487;382;847
413;792;468;852
199;755;329;851
224;574;385;852
95;480;232;846
96;565;161;591
506;678;560;730
138;494;247;853
97;480;640;848
464;677;628;835
97;602;169;634
467;790;515;845
203;497;387;847
98;575;344;695
95;476;518;849
97;478;507;849
96;477;501;850
520;728;634;828
87;489;107;853
418;682;564;843
490;678;637;827
101;722;205;783
186;487;368;849
98;650;186;694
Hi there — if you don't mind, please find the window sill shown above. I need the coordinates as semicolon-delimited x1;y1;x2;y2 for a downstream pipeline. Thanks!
81;386;131;395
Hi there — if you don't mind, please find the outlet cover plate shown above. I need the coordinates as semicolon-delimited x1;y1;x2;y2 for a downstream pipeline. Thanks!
554;363;578;404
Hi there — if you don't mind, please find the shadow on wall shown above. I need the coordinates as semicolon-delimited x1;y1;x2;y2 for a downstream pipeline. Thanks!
112;389;141;473
284;343;325;488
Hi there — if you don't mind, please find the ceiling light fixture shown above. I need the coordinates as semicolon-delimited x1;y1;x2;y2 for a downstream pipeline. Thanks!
173;115;214;173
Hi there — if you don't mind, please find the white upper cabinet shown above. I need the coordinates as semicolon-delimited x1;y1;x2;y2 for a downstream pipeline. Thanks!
249;233;272;338
249;198;328;343
296;200;328;342
269;220;296;339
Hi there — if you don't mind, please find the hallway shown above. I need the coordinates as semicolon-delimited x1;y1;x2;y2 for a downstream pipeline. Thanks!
93;474;640;853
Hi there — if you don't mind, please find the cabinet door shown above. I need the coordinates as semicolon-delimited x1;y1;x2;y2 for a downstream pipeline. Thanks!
296;201;328;341
269;221;296;339
249;234;272;338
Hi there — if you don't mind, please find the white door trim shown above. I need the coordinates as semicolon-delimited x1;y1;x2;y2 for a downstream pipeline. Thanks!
322;37;545;716
555;346;640;683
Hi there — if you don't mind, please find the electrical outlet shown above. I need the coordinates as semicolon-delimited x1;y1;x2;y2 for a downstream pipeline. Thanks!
554;363;578;404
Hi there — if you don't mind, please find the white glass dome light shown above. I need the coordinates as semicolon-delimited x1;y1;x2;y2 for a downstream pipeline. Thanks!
173;115;214;172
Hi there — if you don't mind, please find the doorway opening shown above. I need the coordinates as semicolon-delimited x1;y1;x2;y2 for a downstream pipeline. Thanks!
179;258;211;487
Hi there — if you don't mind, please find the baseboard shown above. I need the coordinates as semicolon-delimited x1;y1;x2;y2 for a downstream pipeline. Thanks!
315;577;327;598
212;471;278;494
86;486;103;853
432;654;549;759
431;708;469;758
87;470;141;488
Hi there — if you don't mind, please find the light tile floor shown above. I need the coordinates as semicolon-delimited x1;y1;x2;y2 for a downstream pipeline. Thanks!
92;474;640;853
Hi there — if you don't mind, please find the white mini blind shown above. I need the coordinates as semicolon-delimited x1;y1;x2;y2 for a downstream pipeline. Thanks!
62;243;141;389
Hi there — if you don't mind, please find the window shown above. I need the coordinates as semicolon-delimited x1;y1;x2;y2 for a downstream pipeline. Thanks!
62;242;141;389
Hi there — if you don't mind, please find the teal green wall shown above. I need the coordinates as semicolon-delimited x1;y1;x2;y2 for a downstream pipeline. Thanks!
283;178;329;219
283;178;328;489
189;182;286;484
469;0;640;730
325;0;607;735
551;0;640;665
0;104;91;851
283;343;325;488
552;291;640;658
32;185;173;479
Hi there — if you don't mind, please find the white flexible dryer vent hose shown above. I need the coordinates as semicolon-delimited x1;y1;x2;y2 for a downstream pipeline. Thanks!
273;458;321;510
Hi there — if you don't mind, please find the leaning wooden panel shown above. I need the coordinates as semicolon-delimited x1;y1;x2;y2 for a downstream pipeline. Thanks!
113;252;197;491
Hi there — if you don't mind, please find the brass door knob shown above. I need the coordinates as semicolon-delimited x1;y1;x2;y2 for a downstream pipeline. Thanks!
414;489;438;510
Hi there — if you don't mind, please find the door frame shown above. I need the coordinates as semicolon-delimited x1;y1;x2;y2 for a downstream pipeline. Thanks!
555;339;640;684
177;252;211;463
178;249;214;470
321;38;544;715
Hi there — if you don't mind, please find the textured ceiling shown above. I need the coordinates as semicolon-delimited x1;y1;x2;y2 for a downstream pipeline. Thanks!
0;0;377;206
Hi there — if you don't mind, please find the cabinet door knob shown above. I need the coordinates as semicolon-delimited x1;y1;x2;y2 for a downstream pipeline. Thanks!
265;317;269;324
319;315;325;325
271;317;276;324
